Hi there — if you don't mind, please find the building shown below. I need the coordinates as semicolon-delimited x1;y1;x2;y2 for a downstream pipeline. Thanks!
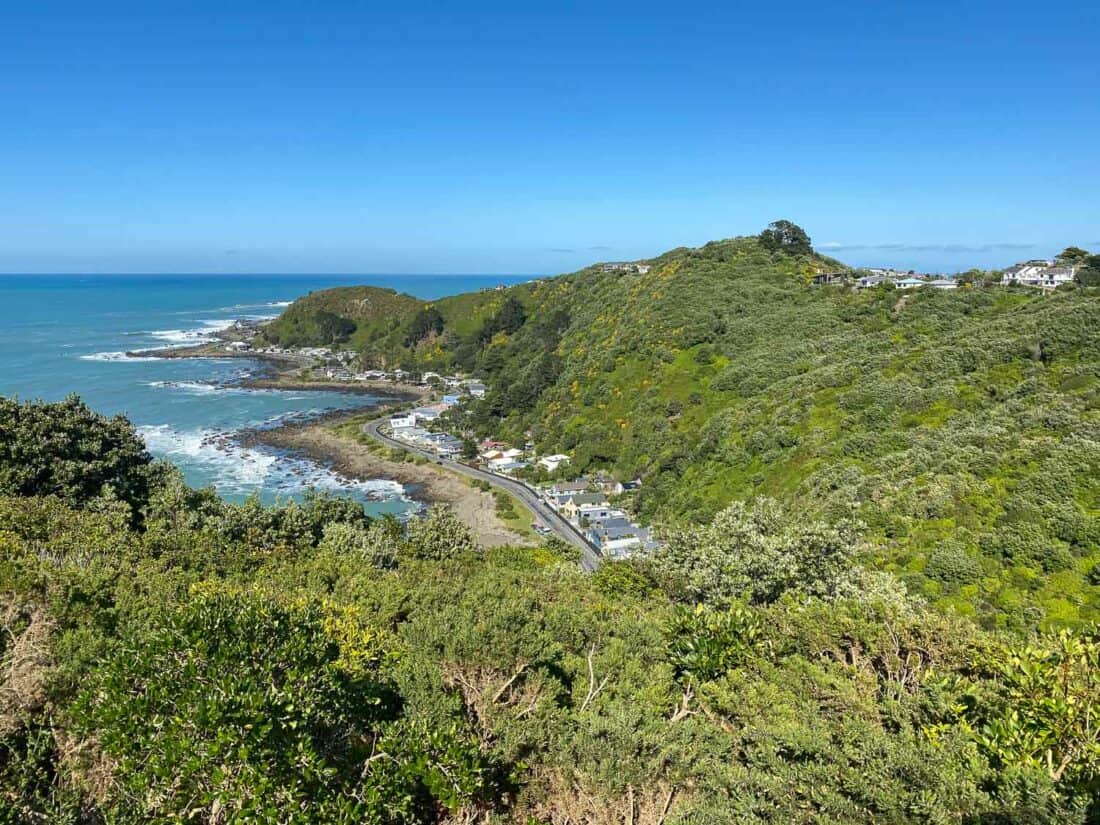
491;460;528;474
811;272;850;286
601;262;651;275
441;394;462;406
560;493;609;521
538;454;571;472
1000;260;1077;288
467;382;487;398
895;278;925;289
389;415;416;429
926;279;959;290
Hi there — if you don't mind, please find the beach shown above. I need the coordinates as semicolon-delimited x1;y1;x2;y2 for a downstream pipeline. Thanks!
245;411;534;548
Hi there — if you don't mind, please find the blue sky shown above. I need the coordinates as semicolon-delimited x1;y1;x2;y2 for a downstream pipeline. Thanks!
1;0;1097;274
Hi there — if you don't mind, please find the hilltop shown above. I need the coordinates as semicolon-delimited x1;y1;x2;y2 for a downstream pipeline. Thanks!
271;224;1100;630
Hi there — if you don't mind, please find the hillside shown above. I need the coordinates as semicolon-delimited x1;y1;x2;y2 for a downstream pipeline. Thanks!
272;227;1100;630
0;397;1097;822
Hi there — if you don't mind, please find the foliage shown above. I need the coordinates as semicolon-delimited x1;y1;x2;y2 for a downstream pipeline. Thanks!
70;588;497;822
404;306;444;347
403;505;477;561
0;395;157;515
652;498;859;605
950;628;1100;795
758;218;813;255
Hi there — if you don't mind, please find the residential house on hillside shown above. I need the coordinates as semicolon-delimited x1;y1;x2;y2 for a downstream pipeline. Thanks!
390;415;416;429
927;279;958;290
895;278;926;289
467;382;487;398
602;262;651;275
560;493;609;521
538;454;571;472
1000;260;1077;288
811;272;850;286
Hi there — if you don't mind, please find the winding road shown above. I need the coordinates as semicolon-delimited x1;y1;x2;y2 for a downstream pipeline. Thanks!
362;418;602;571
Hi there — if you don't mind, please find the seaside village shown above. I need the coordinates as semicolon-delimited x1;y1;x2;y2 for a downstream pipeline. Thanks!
202;253;1085;559
216;322;659;558
383;389;657;558
811;258;1082;289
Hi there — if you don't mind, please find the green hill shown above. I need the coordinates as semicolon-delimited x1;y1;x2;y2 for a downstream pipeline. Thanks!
1;396;1098;821
272;226;1100;630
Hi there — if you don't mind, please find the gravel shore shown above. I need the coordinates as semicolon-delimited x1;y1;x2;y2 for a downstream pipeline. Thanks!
246;413;532;548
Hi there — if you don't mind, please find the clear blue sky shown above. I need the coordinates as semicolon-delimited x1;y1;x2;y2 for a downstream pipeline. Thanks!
2;0;1097;274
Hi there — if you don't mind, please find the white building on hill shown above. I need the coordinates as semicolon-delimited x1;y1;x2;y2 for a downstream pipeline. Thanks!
1001;260;1077;288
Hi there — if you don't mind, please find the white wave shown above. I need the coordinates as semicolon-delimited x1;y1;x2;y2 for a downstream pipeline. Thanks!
146;380;220;393
79;351;162;362
148;318;235;345
137;424;407;501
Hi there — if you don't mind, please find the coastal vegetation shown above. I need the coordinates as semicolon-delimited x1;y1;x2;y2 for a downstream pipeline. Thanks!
266;227;1100;630
1;396;1099;822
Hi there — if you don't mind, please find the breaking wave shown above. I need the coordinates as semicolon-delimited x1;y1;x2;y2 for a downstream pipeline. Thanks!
138;424;408;502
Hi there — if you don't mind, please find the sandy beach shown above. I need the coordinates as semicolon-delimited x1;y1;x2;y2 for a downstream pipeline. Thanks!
246;414;533;548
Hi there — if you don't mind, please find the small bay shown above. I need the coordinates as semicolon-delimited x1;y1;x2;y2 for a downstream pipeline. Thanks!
0;273;527;515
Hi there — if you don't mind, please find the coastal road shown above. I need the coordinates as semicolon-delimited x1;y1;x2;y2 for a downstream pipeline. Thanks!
362;418;602;571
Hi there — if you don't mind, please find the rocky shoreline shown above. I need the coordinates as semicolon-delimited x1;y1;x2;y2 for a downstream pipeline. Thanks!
242;410;532;547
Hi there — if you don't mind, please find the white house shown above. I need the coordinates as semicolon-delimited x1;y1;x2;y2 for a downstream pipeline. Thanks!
538;454;571;472
389;415;416;430
927;279;958;290
1001;260;1077;288
467;382;487;398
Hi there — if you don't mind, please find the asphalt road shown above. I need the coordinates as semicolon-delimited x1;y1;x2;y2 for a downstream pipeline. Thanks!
363;418;602;571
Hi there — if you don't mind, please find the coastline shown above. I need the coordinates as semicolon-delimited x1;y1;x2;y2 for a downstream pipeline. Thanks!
134;342;432;400
242;411;534;548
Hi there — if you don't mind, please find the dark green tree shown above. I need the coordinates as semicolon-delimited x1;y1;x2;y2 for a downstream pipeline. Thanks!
0;395;157;513
314;310;356;345
405;307;445;347
759;220;812;255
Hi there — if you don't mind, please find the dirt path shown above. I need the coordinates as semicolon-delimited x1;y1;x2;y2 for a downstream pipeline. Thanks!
250;419;532;548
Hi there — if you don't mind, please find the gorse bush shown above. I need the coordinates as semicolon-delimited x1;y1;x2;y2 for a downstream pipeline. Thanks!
0;403;1097;820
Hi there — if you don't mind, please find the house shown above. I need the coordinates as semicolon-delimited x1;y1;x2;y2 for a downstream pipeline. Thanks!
588;519;644;555
389;415;416;430
560;493;609;521
575;504;623;524
545;477;589;497
811;272;850;286
856;275;891;289
492;460;528;474
1000;260;1077;288
926;279;958;290
895;278;925;289
538;454;571;472
467;382;487;398
601;262;651;275
410;406;441;422
441;394;462;407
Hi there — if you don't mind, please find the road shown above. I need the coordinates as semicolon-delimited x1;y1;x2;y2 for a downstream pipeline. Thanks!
363;418;602;571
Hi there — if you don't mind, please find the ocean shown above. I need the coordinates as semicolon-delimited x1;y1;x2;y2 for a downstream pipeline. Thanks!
0;273;528;516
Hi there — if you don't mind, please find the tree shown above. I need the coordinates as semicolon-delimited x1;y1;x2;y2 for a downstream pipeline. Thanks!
955;628;1100;797
314;310;356;345
0;396;157;514
651;498;858;605
71;590;496;822
403;505;477;561
477;296;527;344
1075;254;1100;287
1055;246;1091;265
460;438;479;460
405;307;445;347
759;220;812;256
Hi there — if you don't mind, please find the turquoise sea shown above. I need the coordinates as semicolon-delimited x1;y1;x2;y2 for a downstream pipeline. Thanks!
0;274;528;516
